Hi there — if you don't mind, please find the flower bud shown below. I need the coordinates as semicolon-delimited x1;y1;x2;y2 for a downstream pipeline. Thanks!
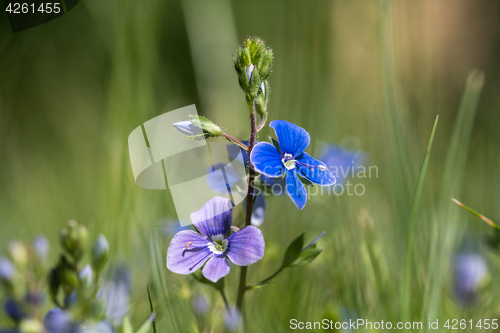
92;234;110;272
246;64;254;85
79;264;93;287
43;307;73;333
4;298;27;322
174;116;222;140
19;319;44;333
0;257;15;283
234;37;274;101
173;121;204;139
255;80;270;116
8;241;28;269
33;235;49;264
257;48;274;80
60;221;89;261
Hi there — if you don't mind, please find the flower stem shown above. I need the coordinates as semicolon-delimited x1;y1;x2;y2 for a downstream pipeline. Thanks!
222;133;248;151
256;112;268;132
220;290;229;310
236;100;258;311
147;285;158;333
246;265;284;290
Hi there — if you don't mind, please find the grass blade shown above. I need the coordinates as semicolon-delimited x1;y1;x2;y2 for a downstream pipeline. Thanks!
451;198;500;230
402;114;439;321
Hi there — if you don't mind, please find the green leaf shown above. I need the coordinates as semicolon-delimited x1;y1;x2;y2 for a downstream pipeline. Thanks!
122;316;133;333
192;271;224;292
268;136;281;154
283;233;324;267
289;244;323;267
282;233;305;267
135;316;153;333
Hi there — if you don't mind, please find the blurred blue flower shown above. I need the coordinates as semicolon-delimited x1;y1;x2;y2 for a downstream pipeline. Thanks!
79;264;93;287
3;299;27;323
192;294;210;315
161;219;189;239
454;253;487;304
319;145;365;185
167;197;265;282
0;257;15;281
43;307;74;333
99;265;131;326
224;307;242;332
32;235;49;263
251;120;336;210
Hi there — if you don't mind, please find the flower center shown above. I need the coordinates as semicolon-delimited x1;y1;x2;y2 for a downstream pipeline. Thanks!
282;153;296;170
207;234;228;255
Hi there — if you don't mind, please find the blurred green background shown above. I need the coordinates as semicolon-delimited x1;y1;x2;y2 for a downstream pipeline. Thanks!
1;0;500;331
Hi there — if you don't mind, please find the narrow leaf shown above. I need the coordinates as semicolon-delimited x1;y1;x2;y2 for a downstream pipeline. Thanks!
451;198;500;230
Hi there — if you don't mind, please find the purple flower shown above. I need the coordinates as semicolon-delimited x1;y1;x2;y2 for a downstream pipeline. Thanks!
454;253;487;304
250;120;336;210
166;197;265;282
319;145;365;185
224;307;242;332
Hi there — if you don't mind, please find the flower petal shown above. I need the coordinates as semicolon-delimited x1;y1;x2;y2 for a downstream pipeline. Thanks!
227;226;265;266
166;230;212;275
320;145;365;185
202;255;231;282
251;192;267;226
285;170;307;210
250;142;284;178
242;191;268;226
206;164;241;193
190;197;233;237
270;120;310;157
296;152;336;186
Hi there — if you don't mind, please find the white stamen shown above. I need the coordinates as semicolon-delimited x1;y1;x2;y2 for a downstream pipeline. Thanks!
282;153;296;170
207;234;228;255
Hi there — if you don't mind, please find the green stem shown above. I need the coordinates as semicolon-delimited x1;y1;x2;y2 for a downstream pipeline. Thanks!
246;265;284;290
147;285;158;333
256;112;268;132
236;100;258;310
451;198;500;230
220;290;229;310
222;133;248;151
402;115;439;321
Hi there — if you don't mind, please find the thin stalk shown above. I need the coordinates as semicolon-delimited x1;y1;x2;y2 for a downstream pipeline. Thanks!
256;112;268;132
451;198;500;230
236;100;258;310
222;133;248;151
402;115;439;321
220;290;229;310
246;265;284;290
147;285;158;333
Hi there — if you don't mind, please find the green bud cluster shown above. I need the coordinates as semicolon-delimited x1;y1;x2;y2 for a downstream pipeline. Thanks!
234;37;274;103
49;220;111;320
60;220;89;261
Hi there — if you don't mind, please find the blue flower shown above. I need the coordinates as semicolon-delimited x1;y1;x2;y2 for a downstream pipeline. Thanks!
319;144;365;185
250;120;336;210
99;265;131;326
454;253;488;304
167;197;265;282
